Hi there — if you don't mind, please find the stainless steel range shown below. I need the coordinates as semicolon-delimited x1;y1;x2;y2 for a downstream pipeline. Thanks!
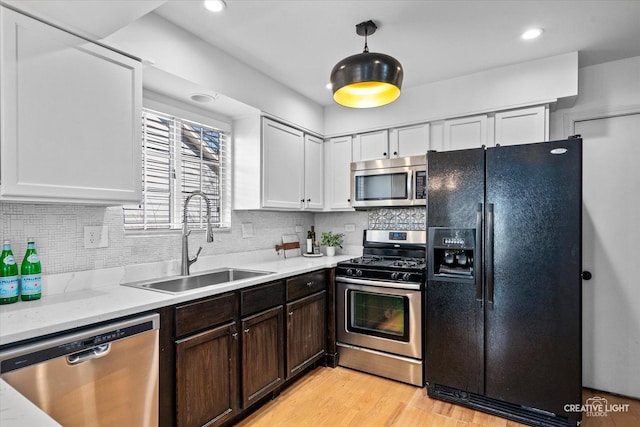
336;229;425;386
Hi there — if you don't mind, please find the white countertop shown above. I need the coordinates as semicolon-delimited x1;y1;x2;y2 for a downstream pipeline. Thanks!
0;253;352;427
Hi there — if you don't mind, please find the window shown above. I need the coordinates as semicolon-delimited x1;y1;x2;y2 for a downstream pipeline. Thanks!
124;109;231;230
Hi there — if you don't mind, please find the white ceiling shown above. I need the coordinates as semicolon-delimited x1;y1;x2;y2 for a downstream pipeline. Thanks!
153;0;640;106
5;0;640;108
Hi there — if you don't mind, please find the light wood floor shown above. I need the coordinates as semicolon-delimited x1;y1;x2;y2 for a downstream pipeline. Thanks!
235;367;640;427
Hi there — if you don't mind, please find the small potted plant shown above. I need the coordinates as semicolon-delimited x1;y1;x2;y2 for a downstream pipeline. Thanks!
320;231;344;256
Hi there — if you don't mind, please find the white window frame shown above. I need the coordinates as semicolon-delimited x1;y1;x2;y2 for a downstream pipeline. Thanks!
124;107;231;231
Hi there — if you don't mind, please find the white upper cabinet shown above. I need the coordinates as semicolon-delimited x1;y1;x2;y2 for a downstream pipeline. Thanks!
352;130;389;161
324;136;354;211
262;118;305;209
431;106;548;152
304;135;323;210
260;117;323;211
443;115;488;151
0;7;142;204
389;123;430;157
493;105;548;146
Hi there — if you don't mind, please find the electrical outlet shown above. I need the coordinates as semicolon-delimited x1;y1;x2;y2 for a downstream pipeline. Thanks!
295;225;303;233
84;226;109;249
344;223;356;232
241;223;254;238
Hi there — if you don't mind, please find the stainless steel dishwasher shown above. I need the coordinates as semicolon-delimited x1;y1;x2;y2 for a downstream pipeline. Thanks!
0;313;159;427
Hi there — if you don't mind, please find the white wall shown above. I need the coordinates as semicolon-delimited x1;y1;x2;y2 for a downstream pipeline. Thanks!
550;55;640;139
325;52;578;137
104;13;324;134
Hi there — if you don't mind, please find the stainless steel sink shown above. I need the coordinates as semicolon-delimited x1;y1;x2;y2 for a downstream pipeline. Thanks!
124;268;274;294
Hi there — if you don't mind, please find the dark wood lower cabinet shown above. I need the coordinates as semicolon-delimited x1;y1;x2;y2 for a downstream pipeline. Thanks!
162;271;332;426
175;322;239;427
241;305;284;408
286;291;326;379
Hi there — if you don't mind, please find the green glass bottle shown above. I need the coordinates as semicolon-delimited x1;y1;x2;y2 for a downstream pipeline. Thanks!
20;239;42;301
0;240;19;304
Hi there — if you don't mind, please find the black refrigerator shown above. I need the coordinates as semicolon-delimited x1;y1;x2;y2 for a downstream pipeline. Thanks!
425;138;582;427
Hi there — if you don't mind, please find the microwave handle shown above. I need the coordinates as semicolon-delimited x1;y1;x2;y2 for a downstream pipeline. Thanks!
408;171;414;199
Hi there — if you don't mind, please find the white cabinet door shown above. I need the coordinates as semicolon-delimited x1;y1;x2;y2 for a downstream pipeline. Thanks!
352;130;389;161
324;136;353;210
443;115;488;151
494;105;548;146
262;118;304;209
304;135;323;210
389;123;430;157
0;7;141;204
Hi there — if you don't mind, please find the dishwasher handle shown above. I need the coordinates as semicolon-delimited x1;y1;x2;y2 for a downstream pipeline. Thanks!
67;343;111;365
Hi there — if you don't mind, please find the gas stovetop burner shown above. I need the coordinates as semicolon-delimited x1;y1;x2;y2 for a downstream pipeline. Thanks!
391;258;425;269
343;256;426;270
349;256;382;265
336;230;427;282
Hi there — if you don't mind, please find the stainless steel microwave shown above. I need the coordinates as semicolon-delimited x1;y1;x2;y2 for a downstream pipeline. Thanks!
350;155;426;208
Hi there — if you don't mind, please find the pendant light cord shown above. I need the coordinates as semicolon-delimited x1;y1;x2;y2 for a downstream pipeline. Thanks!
363;27;369;53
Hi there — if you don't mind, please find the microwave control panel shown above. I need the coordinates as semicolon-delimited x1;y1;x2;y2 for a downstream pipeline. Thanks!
415;170;426;199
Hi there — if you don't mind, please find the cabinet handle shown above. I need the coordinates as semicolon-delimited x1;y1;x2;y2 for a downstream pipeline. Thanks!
306;281;314;287
383;152;387;156
347;198;351;202
244;328;250;334
289;311;294;316
393;151;398;156
232;332;238;340
307;198;311;202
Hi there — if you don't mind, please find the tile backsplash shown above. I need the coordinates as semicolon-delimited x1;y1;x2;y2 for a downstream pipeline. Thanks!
0;203;315;275
368;207;426;231
1;203;422;277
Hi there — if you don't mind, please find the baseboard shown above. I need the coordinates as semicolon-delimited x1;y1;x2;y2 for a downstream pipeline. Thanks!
427;383;580;427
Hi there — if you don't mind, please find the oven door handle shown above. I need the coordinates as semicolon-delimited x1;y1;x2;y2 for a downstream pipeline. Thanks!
336;276;422;291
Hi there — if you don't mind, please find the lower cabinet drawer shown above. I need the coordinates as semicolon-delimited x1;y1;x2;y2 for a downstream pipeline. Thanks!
240;280;285;316
175;292;236;337
286;270;327;301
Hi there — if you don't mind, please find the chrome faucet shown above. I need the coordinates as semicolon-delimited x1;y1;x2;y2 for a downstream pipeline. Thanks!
181;191;214;276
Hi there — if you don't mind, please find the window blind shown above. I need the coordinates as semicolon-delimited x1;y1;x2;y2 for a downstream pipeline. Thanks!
123;109;230;230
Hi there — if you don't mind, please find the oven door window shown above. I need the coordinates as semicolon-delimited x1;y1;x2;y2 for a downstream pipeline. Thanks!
355;173;408;201
347;290;410;342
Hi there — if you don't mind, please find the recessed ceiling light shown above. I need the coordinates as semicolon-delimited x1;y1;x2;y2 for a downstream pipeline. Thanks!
191;93;216;103
521;28;543;40
204;0;226;12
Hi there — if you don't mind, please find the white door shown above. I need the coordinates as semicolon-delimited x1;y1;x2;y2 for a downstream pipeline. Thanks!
262;118;304;209
304;135;324;210
576;112;640;398
443;115;488;151
325;136;353;210
352;130;389;161
494;105;548;146
1;7;141;204
389;123;429;158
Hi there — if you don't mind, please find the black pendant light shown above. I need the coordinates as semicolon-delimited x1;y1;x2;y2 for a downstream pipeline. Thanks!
330;20;403;108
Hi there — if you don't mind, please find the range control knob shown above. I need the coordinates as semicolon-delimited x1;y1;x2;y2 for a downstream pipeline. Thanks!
402;273;412;281
391;272;400;280
355;269;363;277
346;268;354;276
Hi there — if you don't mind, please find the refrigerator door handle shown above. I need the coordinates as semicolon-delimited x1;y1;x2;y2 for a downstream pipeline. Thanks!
487;203;495;308
475;203;483;304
